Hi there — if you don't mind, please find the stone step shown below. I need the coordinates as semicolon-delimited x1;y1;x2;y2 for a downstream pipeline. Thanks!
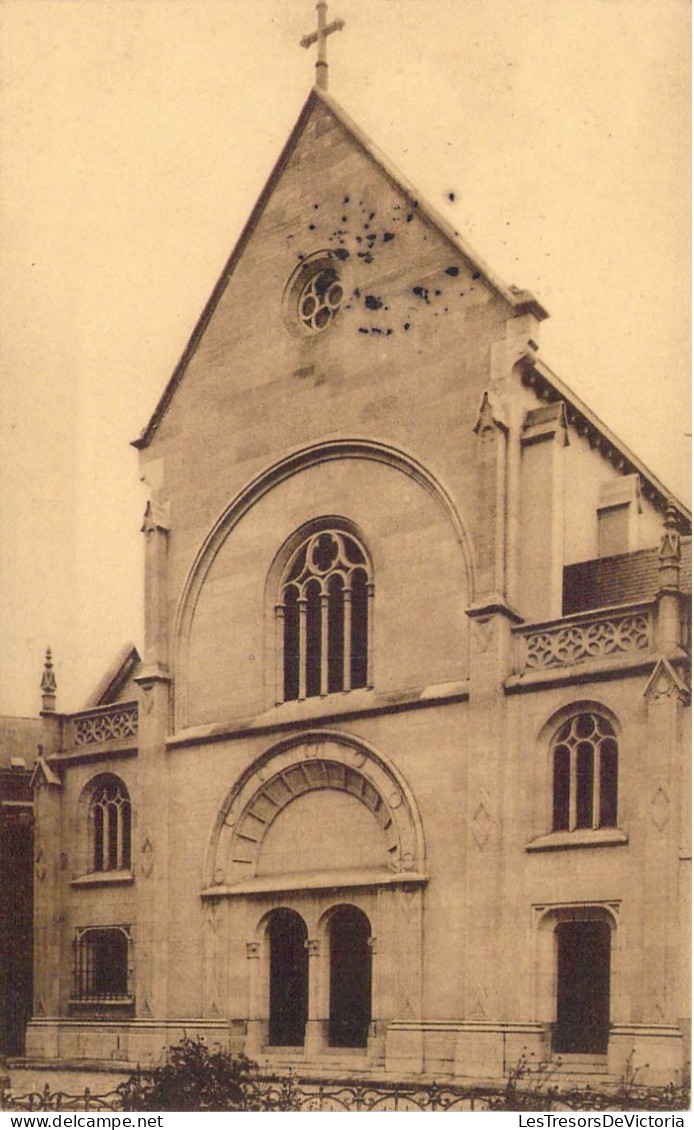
551;1055;610;1078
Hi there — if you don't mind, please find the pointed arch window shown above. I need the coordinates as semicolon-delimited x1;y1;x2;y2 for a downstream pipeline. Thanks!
91;777;132;872
276;529;373;702
552;712;618;832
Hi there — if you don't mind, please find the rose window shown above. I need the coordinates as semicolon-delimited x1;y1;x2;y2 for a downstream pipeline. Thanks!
299;267;343;332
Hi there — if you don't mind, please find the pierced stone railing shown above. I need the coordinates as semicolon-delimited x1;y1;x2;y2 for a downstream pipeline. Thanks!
69;701;139;747
515;603;654;675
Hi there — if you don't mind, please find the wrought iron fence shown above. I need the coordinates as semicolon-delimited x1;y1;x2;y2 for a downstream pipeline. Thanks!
2;1073;689;1113
1;1083;125;1112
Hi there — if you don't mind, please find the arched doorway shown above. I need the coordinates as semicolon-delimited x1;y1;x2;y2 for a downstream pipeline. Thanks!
553;919;611;1054
328;905;372;1048
267;909;308;1047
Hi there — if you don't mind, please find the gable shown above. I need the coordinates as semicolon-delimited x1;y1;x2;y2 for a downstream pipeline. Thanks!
134;88;543;454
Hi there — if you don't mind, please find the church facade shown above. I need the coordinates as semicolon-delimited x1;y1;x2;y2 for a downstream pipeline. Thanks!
26;86;690;1086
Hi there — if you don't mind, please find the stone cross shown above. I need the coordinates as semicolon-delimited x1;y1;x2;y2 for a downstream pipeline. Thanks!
300;1;344;91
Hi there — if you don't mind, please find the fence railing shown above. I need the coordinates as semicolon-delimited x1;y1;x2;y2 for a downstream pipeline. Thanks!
2;1073;689;1113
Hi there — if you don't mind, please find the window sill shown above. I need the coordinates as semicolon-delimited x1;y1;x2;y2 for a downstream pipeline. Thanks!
526;828;628;852
71;870;134;888
67;998;135;1018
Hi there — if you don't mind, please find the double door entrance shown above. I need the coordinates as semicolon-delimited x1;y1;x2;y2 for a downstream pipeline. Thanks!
267;905;372;1049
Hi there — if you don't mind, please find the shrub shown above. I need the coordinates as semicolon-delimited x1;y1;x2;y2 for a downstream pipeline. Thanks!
117;1036;300;1112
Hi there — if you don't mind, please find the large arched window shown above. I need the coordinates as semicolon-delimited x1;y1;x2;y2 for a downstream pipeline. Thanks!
552;712;618;832
277;528;373;702
90;776;132;872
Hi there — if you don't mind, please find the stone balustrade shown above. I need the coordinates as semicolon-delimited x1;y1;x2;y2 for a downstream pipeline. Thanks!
68;702;139;748
514;603;654;675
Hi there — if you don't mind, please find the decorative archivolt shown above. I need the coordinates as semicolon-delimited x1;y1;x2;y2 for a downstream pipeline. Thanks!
203;732;425;890
172;439;474;729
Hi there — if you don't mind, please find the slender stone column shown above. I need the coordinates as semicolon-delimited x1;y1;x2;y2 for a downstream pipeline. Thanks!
304;937;324;1055
28;761;63;1054
134;501;172;1025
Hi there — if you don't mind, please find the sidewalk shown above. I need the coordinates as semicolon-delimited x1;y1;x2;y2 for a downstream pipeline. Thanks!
4;1063;130;1104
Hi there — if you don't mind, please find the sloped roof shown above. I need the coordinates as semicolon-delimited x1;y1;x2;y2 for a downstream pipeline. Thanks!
84;643;141;708
563;538;692;615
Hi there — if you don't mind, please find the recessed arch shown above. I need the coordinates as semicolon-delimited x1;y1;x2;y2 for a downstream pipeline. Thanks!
172;439;474;729
204;731;426;890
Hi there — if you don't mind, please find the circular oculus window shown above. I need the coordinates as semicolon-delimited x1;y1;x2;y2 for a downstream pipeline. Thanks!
298;265;343;333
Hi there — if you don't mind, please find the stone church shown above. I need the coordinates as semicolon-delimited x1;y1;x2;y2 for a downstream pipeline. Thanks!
25;41;690;1086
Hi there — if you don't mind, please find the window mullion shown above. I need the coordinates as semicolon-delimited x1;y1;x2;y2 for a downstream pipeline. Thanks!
103;802;111;869
116;800;123;869
592;747;601;830
366;581;375;689
320;590;330;695
343;584;352;691
569;747;577;832
274;603;285;705
298;595;308;700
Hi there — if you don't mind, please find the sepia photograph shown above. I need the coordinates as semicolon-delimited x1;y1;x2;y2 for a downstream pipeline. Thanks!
0;0;690;1115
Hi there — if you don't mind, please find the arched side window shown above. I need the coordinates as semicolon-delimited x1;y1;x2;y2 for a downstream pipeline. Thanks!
91;777;132;872
552;712;618;832
276;529;373;702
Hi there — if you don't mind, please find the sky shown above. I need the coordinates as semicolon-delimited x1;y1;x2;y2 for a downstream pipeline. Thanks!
0;0;690;717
